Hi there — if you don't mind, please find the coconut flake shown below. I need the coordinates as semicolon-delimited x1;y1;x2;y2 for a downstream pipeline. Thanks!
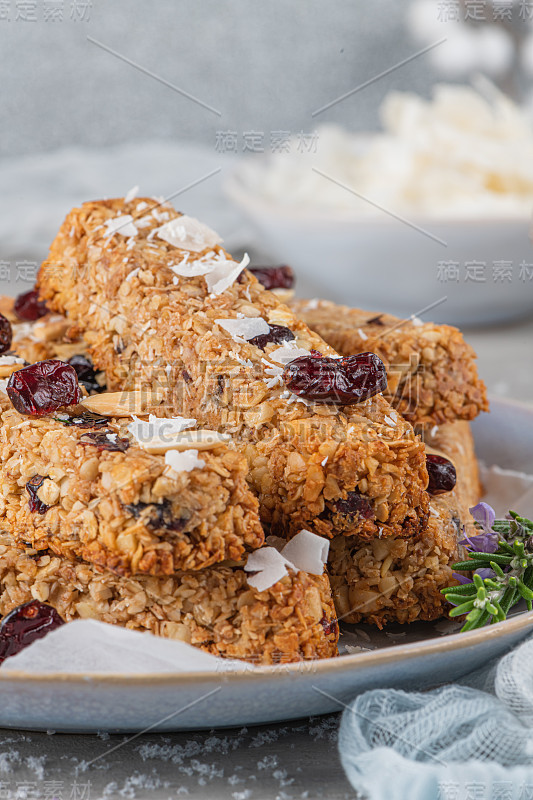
0;355;24;366
268;342;311;365
321;456;328;466
124;267;140;282
245;529;329;591
244;548;292;593
430;424;439;438
124;185;139;204
127;414;196;445
206;253;250;296
164;449;205;475
281;529;329;575
383;414;397;428
357;328;368;341
156;215;223;253
104;215;138;238
106;433;118;444
215;317;269;343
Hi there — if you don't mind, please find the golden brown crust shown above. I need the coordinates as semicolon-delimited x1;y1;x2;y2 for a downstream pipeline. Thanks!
37;199;429;540
292;299;489;426
329;421;482;627
0;398;264;576
0;536;338;664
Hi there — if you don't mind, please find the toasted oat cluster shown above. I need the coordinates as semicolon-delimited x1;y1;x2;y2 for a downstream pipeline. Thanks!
0;534;338;663
37;199;429;541
292;299;489;426
329;421;481;626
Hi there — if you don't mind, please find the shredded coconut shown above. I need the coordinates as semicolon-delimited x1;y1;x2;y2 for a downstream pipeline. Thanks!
206;253;250;296
215;317;269;343
267;342;311;365
104;214;138;238
124;185;139;204
156;215;223;252
165;449;205;475
245;530;329;591
127;414;196;445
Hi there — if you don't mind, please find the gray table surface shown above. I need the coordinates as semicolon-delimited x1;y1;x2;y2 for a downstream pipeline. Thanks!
0;316;531;800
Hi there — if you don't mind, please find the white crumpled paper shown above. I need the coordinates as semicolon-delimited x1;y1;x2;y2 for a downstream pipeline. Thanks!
0;619;248;675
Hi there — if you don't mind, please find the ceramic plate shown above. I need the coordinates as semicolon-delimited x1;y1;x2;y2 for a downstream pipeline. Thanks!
0;397;531;733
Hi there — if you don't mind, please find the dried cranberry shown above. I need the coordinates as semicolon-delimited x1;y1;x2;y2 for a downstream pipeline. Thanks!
319;615;338;637
68;354;104;394
0;601;64;663
13;289;48;321
249;265;294;290
79;431;130;452
56;411;108;429
283;352;387;405
0;314;12;354
7;359;81;416
26;475;49;514
249;324;295;351
426;454;457;495
334;491;374;521
125;499;189;532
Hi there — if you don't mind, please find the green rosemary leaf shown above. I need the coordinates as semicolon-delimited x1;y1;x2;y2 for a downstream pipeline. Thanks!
449;600;476;618
442;582;476;595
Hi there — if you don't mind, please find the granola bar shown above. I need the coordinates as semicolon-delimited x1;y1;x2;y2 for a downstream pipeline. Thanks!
0;396;264;576
37;199;429;541
0;295;87;366
292;299;489;426
0;534;338;664
329;421;481;626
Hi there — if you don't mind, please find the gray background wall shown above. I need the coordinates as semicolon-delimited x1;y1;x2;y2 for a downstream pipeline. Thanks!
0;0;435;158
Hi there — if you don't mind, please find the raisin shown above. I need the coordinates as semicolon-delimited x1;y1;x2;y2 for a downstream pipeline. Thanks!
320;615;338;637
6;359;81;416
366;314;385;326
249;324;295;351
426;454;457;495
283;352;387;405
0;314;12;354
249;266;294;290
26;475;49;514
55;411;109;429
0;601;64;663
13;289;48;321
68;354;104;394
335;491;374;520
79;431;130;452
125;499;189;532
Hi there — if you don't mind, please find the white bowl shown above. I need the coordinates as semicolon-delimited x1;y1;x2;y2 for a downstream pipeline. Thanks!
226;166;533;327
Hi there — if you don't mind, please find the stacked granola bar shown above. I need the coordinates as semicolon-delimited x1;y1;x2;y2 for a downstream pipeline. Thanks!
0;195;491;666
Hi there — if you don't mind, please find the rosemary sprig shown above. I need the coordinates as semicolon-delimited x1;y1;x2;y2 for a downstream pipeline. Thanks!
442;506;533;632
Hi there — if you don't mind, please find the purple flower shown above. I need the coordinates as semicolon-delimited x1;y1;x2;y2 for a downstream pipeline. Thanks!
475;567;496;580
452;572;473;585
469;502;496;533
459;531;499;554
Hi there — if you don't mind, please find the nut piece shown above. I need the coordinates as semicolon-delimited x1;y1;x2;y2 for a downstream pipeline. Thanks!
81;390;164;417
139;429;232;454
